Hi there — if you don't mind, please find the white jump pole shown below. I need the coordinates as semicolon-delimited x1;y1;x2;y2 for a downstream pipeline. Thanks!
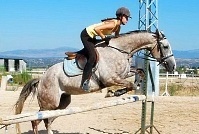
162;72;170;96
0;95;146;126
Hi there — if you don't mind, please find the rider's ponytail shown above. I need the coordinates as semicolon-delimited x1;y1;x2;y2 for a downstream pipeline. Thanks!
101;17;118;22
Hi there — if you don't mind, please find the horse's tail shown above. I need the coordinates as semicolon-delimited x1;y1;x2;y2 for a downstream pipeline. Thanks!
14;78;39;134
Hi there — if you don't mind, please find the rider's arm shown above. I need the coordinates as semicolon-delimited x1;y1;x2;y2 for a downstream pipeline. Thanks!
115;25;121;37
94;21;115;39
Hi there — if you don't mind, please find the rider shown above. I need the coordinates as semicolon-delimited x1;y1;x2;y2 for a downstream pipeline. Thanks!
80;7;131;91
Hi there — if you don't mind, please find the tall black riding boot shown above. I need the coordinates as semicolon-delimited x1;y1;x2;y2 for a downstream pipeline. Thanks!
80;64;93;91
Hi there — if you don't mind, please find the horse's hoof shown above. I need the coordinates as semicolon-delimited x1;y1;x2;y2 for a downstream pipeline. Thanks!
113;88;128;97
105;90;114;98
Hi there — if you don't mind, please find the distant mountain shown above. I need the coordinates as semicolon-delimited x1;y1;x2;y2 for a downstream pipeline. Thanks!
1;47;199;68
0;47;78;58
1;48;199;59
175;58;199;68
173;49;199;59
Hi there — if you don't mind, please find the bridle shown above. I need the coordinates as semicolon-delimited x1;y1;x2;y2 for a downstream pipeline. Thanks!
156;36;174;65
106;31;174;65
131;33;174;65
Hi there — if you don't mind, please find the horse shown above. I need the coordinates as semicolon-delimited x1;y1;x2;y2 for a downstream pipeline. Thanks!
15;30;176;134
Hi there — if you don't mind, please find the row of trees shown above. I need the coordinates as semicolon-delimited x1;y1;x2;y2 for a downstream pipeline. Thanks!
160;66;198;74
175;66;198;74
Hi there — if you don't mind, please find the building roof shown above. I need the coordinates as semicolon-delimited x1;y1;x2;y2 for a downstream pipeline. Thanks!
0;58;27;63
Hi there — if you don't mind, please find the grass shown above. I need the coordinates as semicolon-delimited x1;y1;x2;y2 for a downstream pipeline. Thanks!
0;71;32;91
12;71;32;85
160;84;199;96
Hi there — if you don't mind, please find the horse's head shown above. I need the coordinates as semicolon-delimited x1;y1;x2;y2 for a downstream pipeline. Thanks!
150;30;176;72
107;29;176;72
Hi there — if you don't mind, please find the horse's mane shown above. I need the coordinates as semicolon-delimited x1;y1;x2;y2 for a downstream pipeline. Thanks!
94;30;156;48
112;30;154;39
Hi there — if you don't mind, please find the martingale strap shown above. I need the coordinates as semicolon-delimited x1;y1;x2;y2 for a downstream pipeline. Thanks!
107;45;130;54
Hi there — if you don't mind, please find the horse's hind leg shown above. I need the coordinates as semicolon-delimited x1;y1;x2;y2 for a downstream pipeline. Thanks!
44;93;71;134
31;119;42;134
44;118;55;134
57;93;71;109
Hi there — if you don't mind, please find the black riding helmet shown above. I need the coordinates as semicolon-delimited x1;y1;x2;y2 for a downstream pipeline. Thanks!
116;7;131;18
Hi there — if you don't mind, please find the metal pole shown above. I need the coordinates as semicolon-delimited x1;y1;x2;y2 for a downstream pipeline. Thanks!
141;56;149;134
137;0;159;134
150;101;154;133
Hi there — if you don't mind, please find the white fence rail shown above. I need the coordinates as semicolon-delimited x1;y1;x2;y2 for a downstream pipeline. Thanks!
0;95;146;126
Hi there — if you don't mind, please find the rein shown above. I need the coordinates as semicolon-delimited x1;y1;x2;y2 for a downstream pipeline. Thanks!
104;31;174;64
132;42;158;62
133;37;174;64
107;45;131;55
158;53;174;64
96;41;130;55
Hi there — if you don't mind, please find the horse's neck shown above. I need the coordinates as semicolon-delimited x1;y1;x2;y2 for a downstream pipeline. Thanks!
110;32;156;55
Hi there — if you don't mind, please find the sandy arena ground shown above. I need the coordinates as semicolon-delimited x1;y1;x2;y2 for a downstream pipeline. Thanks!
0;89;199;134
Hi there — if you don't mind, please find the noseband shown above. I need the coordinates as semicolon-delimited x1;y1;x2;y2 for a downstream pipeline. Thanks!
157;38;174;65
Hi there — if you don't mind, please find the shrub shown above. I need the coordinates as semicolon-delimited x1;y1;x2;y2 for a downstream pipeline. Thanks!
12;72;32;85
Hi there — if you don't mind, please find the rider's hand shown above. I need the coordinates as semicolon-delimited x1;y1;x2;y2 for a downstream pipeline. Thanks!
102;38;110;45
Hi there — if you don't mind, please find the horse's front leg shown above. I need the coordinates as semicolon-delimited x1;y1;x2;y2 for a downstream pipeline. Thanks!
105;78;136;97
105;69;145;97
125;68;145;90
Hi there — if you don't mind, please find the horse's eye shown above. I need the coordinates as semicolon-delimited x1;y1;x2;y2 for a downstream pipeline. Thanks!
163;45;169;49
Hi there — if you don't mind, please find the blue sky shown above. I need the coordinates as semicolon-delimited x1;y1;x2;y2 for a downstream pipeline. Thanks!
0;0;199;52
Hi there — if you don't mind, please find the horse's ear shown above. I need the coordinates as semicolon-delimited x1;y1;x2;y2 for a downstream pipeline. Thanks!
152;29;159;38
155;29;159;34
160;30;166;38
155;29;164;39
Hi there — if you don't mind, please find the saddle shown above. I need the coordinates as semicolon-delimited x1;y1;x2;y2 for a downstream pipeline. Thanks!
63;39;108;76
65;49;99;70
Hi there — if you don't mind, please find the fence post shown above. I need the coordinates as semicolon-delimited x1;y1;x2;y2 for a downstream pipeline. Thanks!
1;76;7;91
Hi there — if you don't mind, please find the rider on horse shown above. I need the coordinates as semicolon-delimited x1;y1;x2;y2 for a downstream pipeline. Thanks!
80;7;132;91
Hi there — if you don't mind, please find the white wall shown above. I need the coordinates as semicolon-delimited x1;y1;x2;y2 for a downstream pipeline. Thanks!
0;59;4;66
8;59;15;72
19;60;26;72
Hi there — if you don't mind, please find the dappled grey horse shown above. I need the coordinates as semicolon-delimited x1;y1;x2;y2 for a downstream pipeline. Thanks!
15;30;176;134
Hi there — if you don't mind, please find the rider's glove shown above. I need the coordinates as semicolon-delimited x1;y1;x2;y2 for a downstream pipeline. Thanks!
102;37;110;45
